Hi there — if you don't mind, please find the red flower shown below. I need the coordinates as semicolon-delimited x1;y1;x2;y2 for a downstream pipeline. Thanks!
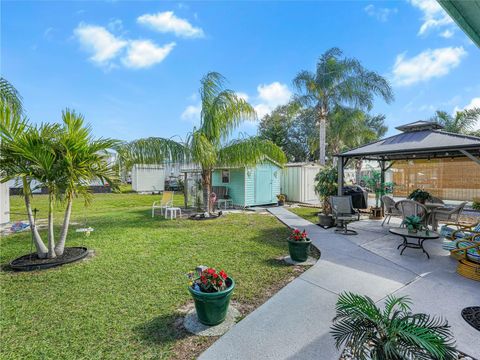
218;280;223;286
219;270;227;279
213;273;218;278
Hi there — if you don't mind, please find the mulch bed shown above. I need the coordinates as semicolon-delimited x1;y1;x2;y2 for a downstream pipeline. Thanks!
9;247;89;271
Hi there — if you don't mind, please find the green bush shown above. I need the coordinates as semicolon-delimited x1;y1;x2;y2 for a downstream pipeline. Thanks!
314;166;338;215
472;198;480;211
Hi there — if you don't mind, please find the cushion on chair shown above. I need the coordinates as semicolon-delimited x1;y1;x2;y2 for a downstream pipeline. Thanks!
442;238;457;251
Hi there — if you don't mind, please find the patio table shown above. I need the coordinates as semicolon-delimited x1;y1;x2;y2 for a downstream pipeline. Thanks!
389;227;439;259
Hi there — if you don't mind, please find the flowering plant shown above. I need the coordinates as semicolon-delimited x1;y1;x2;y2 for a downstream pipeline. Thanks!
186;267;229;293
289;228;309;242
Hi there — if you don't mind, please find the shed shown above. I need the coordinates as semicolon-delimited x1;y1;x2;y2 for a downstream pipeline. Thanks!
131;164;165;193
0;182;9;225
212;161;281;207
281;163;322;203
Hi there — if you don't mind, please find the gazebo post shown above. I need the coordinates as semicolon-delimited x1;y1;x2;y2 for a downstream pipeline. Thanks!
379;159;385;211
337;156;344;196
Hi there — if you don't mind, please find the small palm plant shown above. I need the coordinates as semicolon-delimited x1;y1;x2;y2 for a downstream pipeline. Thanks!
331;292;457;360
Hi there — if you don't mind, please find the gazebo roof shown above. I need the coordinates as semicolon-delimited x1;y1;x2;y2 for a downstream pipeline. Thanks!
338;121;480;161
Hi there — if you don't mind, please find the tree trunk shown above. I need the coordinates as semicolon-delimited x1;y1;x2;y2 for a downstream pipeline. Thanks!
355;159;363;185
201;169;212;213
318;110;327;166
22;177;48;258
55;197;72;256
47;190;56;258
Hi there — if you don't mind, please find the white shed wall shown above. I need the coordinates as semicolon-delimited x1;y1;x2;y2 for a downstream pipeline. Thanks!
281;164;321;203
0;182;10;224
132;165;165;193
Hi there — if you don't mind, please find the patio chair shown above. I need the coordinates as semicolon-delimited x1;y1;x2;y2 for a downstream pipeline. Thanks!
381;195;402;226
429;196;445;204
451;235;480;281
152;191;174;218
430;201;467;231
331;195;360;235
442;222;480;251
395;199;428;228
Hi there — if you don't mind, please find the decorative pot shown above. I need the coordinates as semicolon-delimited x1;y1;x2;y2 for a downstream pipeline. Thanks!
319;214;335;228
370;207;383;219
188;277;235;326
277;201;285;206
288;239;311;262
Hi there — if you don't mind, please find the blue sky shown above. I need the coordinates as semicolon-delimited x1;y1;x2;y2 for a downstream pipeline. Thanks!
2;0;479;142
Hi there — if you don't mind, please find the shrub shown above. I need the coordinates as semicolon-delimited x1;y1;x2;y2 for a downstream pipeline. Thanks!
314;166;338;215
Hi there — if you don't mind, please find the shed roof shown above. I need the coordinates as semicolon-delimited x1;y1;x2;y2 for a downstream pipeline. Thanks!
438;0;480;48
338;121;480;161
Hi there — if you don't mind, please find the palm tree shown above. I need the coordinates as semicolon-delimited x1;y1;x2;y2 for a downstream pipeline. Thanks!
1;108;117;258
0;77;23;116
293;48;394;165
431;108;480;135
54;109;118;256
118;72;287;212
331;292;457;360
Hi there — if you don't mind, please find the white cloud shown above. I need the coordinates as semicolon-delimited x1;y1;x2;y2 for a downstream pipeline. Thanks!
464;97;480;110
107;18;123;32
251;82;292;118
408;0;454;36
137;11;204;38
440;29;454;38
181;103;201;122
236;92;249;101
74;23;127;66
122;40;175;69
392;47;466;86
364;4;398;22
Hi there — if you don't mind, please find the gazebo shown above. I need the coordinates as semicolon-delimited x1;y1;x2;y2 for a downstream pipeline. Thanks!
336;121;480;196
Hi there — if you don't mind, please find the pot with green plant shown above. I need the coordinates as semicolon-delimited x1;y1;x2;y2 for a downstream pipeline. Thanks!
331;292;457;360
314;166;337;228
187;267;235;326
287;228;311;262
408;188;432;204
277;194;286;206
404;215;428;234
362;170;394;219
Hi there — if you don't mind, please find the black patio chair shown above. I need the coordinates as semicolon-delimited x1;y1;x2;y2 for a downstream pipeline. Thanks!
331;195;360;235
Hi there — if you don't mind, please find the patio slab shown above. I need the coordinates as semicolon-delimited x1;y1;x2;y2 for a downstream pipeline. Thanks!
199;278;340;360
200;208;479;359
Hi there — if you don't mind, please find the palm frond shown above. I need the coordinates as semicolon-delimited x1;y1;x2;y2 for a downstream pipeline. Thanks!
0;77;23;115
217;137;287;167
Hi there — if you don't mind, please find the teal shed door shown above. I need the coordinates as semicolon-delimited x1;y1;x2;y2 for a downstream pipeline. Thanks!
255;168;273;204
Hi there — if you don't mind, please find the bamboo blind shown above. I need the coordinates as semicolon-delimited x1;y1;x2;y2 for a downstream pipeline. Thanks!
392;158;480;201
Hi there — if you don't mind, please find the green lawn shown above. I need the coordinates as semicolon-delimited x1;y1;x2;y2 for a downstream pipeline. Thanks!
1;193;296;359
288;206;321;224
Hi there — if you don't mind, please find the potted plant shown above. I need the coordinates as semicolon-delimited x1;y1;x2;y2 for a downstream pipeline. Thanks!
331;292;457;359
277;194;286;206
187;267;235;326
287;228;311;262
362;170;393;219
404;215;428;234
314;166;337;228
408;189;432;204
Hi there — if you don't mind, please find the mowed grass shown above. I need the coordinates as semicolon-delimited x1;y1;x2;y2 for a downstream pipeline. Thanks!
1;193;293;359
288;206;321;224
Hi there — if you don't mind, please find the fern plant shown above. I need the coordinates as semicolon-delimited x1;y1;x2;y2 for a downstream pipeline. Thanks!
331;292;457;360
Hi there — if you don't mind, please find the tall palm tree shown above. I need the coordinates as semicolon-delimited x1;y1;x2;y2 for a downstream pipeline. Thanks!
118;72;287;212
431;108;480;134
293;48;394;165
331;292;457;360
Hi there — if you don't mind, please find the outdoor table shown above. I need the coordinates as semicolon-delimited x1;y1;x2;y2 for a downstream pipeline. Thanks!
389;227;439;259
424;203;444;229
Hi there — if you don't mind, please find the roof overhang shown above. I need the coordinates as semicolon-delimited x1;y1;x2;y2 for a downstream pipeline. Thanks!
438;0;480;48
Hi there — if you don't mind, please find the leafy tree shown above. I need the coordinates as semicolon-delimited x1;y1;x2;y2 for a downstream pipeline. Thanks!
331;292;457;360
0;107;117;258
258;103;317;162
431;108;480;135
314;165;338;215
293;48;394;165
118;72;287;212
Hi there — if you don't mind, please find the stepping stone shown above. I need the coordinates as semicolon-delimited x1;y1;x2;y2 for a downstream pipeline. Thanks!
184;306;241;337
282;255;317;266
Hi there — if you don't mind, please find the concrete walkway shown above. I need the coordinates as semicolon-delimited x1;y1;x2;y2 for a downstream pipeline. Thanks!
200;208;480;360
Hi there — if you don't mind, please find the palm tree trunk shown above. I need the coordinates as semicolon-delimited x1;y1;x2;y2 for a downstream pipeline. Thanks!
47;190;56;258
55;197;72;256
202;169;212;213
22;177;48;258
355;159;363;185
318;107;327;166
